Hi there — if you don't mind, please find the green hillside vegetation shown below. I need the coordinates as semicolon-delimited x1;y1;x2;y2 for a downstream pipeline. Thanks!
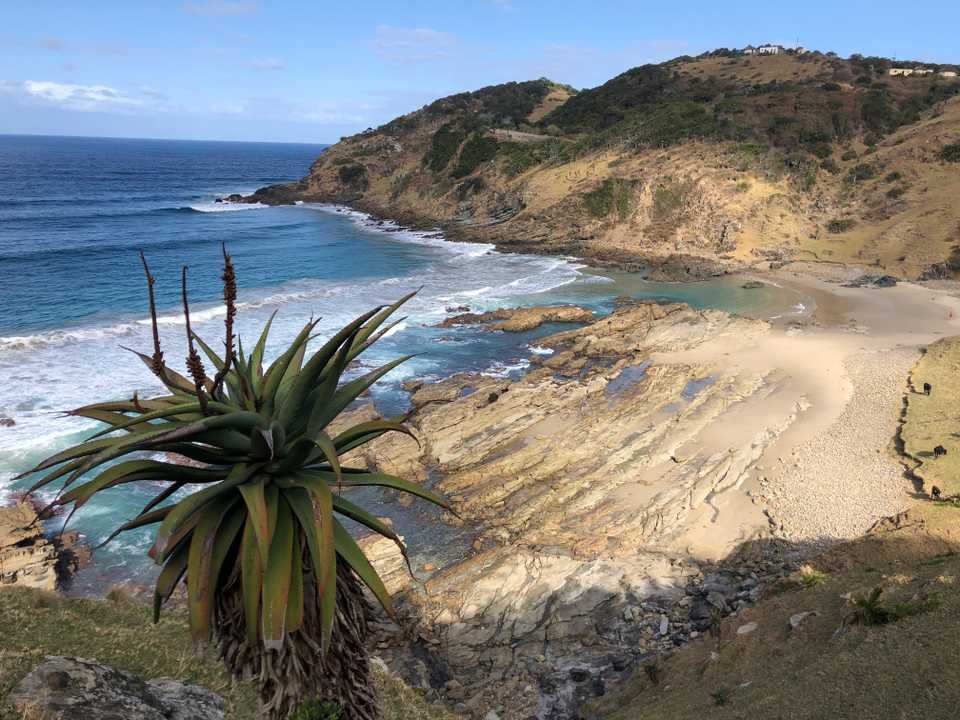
403;50;959;189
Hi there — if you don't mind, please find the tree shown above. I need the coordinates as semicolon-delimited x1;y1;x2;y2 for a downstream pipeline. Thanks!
17;247;447;719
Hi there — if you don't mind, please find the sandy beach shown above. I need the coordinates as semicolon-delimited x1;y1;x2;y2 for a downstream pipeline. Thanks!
651;269;960;558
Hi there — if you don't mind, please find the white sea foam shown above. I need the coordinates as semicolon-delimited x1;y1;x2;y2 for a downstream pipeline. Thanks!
481;359;531;378
187;202;268;213
528;345;555;356
0;204;590;472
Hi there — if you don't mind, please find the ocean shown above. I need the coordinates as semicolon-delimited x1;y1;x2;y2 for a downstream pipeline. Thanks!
0;134;808;592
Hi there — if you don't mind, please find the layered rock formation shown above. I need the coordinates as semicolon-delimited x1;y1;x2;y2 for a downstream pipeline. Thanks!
0;503;59;590
348;301;809;717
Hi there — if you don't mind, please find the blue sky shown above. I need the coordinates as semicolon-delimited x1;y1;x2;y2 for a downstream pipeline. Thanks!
1;1;957;143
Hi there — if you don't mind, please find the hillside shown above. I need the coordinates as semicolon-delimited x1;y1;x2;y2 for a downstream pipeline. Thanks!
246;49;960;280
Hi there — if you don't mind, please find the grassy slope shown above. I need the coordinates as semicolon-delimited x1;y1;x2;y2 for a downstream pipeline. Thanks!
901;336;960;496
0;588;457;720
586;340;960;720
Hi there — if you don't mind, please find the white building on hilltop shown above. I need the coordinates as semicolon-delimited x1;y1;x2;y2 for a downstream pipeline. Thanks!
744;44;786;56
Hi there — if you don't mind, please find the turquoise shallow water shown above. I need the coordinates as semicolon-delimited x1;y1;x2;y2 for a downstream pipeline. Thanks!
0;135;809;594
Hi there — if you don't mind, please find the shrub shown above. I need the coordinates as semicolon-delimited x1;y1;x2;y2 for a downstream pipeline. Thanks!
884;170;902;182
711;687;732;706
583;178;636;220
939;142;960;163
851;587;940;626
456;176;486;200
652;182;687;219
337;163;368;189
886;186;906;200
847;163;876;183
800;566;827;588
828;218;857;233
423;124;466;172
841;149;859;161
291;698;342;720
451;133;498;178
821;158;841;174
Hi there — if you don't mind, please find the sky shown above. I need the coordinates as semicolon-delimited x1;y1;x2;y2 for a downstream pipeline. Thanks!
1;0;958;143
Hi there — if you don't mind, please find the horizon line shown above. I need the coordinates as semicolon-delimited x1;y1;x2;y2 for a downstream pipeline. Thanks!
0;132;332;146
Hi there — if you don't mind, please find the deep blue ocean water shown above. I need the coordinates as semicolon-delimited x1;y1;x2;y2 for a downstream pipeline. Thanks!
0;134;809;593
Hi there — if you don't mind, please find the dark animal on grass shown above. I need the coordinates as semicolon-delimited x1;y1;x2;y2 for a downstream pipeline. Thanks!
931;486;942;500
923;382;932;395
934;445;947;457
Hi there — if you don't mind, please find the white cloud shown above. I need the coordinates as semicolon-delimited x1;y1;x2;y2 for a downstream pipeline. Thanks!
182;0;257;17
374;25;455;63
249;57;285;71
15;80;146;112
491;0;515;11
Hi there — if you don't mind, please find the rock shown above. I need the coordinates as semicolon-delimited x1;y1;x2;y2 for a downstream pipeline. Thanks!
436;305;594;332
789;611;819;630
357;534;410;594
484;711;501;720
0;503;59;590
736;622;758;635
741;280;766;289
658;615;669;636
874;275;898;288
0;417;15;427
8;657;224;720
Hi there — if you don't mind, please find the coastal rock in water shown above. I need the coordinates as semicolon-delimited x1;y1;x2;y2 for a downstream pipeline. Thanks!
437;305;594;332
741;280;766;289
8;656;225;720
0;503;58;591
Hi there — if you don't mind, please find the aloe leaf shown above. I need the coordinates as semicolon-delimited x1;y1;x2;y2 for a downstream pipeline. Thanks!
187;495;240;641
307;356;413;434
333;519;393;616
332;419;418;453
302;469;451;510
151;463;256;561
284;484;335;649
285;535;305;634
240;515;263;645
153;540;189;623
249;310;277;386
262;495;295;649
238;478;272;564
260;319;320;414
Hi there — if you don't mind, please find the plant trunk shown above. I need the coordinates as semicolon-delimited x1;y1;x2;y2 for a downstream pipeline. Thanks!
216;560;378;720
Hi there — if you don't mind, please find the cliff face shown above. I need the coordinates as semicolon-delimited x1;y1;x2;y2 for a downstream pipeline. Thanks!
248;51;960;280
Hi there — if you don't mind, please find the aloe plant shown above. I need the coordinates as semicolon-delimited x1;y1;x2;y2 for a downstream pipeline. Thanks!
18;248;444;720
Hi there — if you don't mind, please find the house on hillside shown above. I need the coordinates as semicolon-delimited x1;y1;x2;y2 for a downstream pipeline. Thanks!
890;67;938;77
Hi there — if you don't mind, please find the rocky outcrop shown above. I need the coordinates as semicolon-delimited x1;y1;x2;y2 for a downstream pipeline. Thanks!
0;503;58;590
436;305;594;332
7;656;225;720
351;301;803;717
